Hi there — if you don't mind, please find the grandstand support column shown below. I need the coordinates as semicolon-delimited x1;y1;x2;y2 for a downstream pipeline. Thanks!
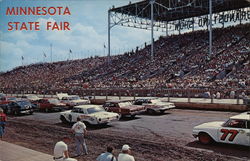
165;21;168;36
209;0;213;56
192;17;195;32
108;10;111;63
150;0;155;61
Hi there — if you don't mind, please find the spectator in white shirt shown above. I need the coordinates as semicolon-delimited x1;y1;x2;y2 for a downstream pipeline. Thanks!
118;144;135;161
53;136;77;161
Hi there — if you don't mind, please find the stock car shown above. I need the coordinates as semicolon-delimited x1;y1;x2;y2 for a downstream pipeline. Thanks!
60;105;120;125
57;93;90;107
134;98;175;114
0;96;17;105
33;98;67;112
103;100;146;118
3;100;34;115
21;94;41;102
193;112;250;146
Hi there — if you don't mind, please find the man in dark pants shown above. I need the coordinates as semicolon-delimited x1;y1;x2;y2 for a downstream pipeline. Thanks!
71;117;88;156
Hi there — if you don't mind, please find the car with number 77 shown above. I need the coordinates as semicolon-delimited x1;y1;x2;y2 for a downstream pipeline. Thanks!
192;112;250;146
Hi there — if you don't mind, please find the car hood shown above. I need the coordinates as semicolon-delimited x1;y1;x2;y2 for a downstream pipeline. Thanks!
194;121;224;129
71;99;89;103
89;111;119;118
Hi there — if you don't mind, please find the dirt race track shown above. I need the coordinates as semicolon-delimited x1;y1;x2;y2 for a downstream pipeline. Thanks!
3;109;250;161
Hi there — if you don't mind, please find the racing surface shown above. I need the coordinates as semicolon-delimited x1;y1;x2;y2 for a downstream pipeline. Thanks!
3;109;250;161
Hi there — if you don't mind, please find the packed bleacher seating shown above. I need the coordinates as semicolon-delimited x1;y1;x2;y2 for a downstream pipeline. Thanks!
0;24;249;97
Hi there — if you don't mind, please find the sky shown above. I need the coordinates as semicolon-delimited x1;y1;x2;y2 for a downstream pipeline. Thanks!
0;0;163;72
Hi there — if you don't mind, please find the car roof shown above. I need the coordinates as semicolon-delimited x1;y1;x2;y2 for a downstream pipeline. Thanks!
230;112;250;120
74;105;100;109
105;99;132;103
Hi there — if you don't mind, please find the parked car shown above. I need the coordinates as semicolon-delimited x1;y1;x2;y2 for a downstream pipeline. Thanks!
21;94;41;102
5;100;34;115
0;96;18;105
57;93;90;107
33;98;67;112
103;100;145;118
0;93;6;98
193;112;250;146
60;105;120;125
243;96;250;106
134;98;175;114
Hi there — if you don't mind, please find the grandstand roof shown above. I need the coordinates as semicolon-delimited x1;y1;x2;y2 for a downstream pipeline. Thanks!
110;0;250;22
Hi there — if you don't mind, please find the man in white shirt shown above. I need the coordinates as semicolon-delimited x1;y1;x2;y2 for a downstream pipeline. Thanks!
71;117;88;156
118;144;135;161
96;146;116;161
53;136;77;161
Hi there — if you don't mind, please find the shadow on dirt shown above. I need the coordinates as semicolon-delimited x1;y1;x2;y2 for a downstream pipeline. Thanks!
186;141;250;159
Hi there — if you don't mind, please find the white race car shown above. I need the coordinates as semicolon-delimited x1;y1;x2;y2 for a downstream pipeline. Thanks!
193;112;250;146
57;93;90;107
60;105;120;125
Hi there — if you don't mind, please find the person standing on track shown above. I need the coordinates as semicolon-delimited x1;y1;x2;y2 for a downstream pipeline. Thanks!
71;117;88;156
0;108;7;140
53;136;77;161
117;144;135;161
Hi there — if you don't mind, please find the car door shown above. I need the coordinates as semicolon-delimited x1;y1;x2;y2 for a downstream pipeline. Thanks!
218;119;250;146
109;103;120;113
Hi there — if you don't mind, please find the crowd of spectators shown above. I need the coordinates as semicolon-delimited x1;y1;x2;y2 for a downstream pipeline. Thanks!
0;24;249;97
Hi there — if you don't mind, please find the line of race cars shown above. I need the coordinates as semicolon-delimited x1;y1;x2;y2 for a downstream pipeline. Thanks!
1;92;249;147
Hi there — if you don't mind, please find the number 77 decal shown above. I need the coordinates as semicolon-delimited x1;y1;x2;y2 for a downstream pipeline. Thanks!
220;129;239;141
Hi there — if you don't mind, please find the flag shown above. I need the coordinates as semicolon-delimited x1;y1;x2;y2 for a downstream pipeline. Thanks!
21;56;24;60
69;49;72;53
43;52;46;57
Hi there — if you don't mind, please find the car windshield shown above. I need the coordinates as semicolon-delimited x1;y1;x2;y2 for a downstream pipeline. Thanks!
48;99;60;104
16;101;31;106
118;102;132;107
223;119;246;128
69;96;80;100
7;97;16;101
87;107;104;114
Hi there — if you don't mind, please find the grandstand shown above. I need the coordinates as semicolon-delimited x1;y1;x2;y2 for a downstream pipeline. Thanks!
0;0;249;98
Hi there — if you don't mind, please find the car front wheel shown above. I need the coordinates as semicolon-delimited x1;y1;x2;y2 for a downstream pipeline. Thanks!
60;115;69;124
198;133;213;145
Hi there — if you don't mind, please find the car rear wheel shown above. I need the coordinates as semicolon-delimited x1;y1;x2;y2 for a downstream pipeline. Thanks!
198;133;213;145
130;114;136;118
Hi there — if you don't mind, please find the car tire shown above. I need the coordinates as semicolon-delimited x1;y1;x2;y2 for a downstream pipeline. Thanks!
14;110;18;115
130;114;136;118
60;115;69;124
198;133;213;145
147;109;155;115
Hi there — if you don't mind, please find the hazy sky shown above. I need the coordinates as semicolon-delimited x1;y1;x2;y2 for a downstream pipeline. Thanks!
0;0;163;72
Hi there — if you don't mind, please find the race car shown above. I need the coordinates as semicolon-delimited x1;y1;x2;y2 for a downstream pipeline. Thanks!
193;112;250;146
60;105;120;125
134;98;175;114
103;100;145;118
57;93;90;107
33;98;67;112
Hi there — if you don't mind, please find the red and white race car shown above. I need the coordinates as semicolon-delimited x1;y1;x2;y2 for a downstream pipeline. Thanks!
193;112;250;146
